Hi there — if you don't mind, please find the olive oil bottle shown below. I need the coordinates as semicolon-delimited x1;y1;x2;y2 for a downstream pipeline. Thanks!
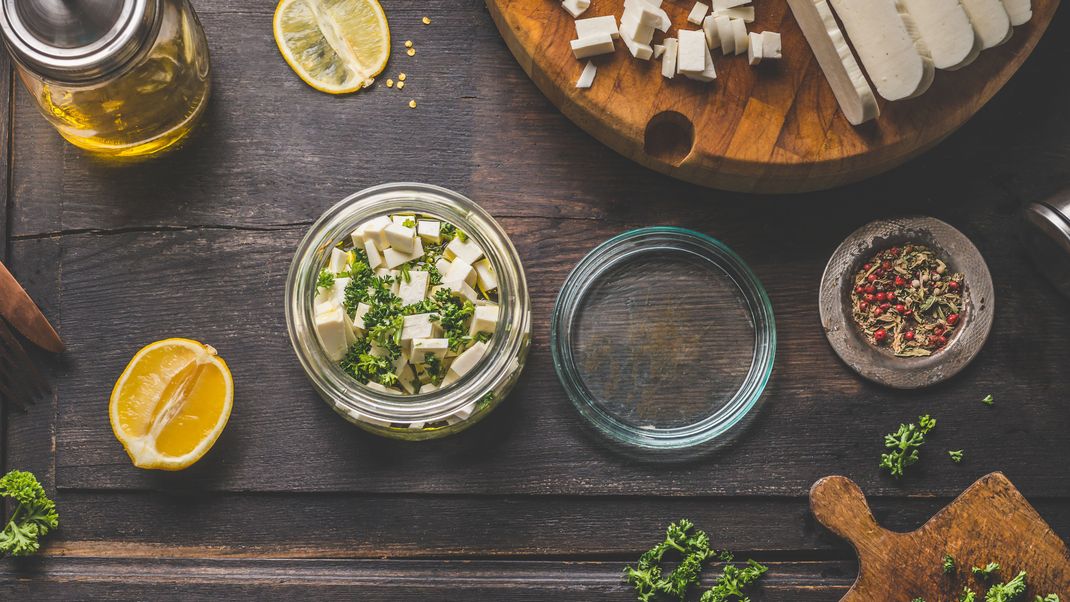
0;0;211;158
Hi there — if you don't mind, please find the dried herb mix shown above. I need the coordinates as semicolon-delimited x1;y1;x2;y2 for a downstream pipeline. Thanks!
851;244;965;357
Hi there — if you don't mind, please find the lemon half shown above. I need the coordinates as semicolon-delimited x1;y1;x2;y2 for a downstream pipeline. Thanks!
109;338;233;471
273;0;391;94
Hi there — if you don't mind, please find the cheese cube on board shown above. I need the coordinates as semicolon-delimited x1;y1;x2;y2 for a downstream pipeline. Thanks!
383;223;416;253
687;1;709;24
714;16;734;54
683;40;717;81
676;30;707;73
621;32;654;60
661;37;678;78
711;0;750;9
570;33;615;59
576;61;597;88
620;13;655;45
702;15;721;50
747;31;763;65
470;305;499;337
417;220;441;243
561;0;590;18
713;6;754;22
731;18;748;56
652;44;665;59
445;237;485;265
761;31;782;60
623;0;670;30
382;237;424;269
397;270;430;306
575;15;619;39
314;306;349;361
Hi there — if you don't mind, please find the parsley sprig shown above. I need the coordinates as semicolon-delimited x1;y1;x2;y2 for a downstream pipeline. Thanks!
879;414;936;478
0;470;59;557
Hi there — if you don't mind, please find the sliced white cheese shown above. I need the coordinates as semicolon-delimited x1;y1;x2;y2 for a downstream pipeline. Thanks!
363;238;383;269
714;15;735;55
676;29;707;73
1000;0;1031;25
761;31;782;60
576;60;597;88
960;0;1013;48
314;277;349;308
382;237;424;269
473;259;498;293
652;44;666;59
561;0;590;18
827;0;935;101
328;247;349;274
445;258;477;286
621;12;656;45
416;219;441;243
624;0;671;31
448;341;489;379
711;0;751;9
713;6;754;22
401;313;438;342
661;37;678;78
470;305;499;337
570;33;616;59
785;0;879;125
575;15;620;39
682;38;717;81
383;223;416;253
444;236;484;265
434;257;452;278
898;0;979;70
314;305;349;361
397;270;429;306
621;32;654;60
702;15;721;50
731;18;748;56
351;302;370;332
687;1;710;24
361;215;392;249
411;338;449;363
747;31;763;65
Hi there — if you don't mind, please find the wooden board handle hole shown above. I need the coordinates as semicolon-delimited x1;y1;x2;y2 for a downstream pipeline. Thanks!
644;111;695;166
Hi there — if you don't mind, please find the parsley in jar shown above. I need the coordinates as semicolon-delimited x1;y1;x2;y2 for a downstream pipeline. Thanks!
312;213;499;394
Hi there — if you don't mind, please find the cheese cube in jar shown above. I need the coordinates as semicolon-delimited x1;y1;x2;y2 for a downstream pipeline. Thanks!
397;270;430;306
384;223;417;253
417;220;441;243
474;259;498;293
314;306;349;361
470;305;499;338
401;313;438;341
411;338;449;364
445;259;477;287
445;237;484;265
382;237;424;269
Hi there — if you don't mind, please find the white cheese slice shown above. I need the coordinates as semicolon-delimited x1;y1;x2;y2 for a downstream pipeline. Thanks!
343;311;357;347
401;313;438;342
898;0;979;70
761;31;782;60
827;0;935;101
363;238;383;269
652;44;665;59
314;305;349;361
713;6;754;22
383;223;416;253
676;30;707;73
570;34;616;60
621;31;654;60
351;302;370;332
445;258;477;286
960;0;1013;48
411;338;449;363
576;60;597;88
382;237;424;269
473;259;498;293
444;236;484;265
315;277;350;308
1000;0;1031;25
785;0;879;125
687;1;710;24
624;0;671;31
470;305;499;337
328;247;349;274
747;31;763;65
621;13;656;45
682;38;717;81
361;215;392;249
702;15;721;50
397;270;429;306
731;18;748;56
714;16;735;55
416;220;441;243
390;215;412;228
561;0;590;18
350;224;367;247
711;0;751;9
448;341;489;378
434;257;452;278
575;15;619;39
661;37;678;78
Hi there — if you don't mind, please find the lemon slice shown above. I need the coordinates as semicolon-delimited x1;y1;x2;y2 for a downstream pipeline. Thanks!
273;0;390;94
109;338;234;471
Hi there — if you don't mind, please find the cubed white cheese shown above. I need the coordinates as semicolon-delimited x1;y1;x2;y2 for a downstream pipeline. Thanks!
761;31;782;60
440;370;459;387
382;237;425;269
411;338;449;363
445;237;484;265
417;220;441;243
576;15;619;39
401;313;438;342
713;6;754;21
470;305;499;337
364;239;383;269
683;39;717;81
328;247;349;274
391;215;413;228
731;18;748;56
361;215;392;249
561;0;590;18
383;223;416;253
687;1;710;24
748;31;763;64
661;37;678;78
652;44;665;59
576;60;597;88
473;259;498;293
570;33;615;59
711;0;750;9
343;312;358;346
434;257;452;278
621;13;655;45
397;270;430;306
714;16;735;54
315;277;350;308
448;341;488;379
363;381;395;395
676;30;707;73
419;384;437;394
702;15;721;50
352;302;371;332
314;305;349;361
445;259;477;287
434;279;480;304
624;0;670;30
398;367;417;394
350;224;367;248
621;32;654;60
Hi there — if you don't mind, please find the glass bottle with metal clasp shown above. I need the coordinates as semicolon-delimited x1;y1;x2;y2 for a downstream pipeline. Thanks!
0;0;211;158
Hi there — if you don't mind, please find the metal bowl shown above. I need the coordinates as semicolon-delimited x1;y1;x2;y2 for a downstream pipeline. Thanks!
819;217;995;389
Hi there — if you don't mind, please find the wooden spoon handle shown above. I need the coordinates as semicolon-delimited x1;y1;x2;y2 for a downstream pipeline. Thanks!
810;476;883;546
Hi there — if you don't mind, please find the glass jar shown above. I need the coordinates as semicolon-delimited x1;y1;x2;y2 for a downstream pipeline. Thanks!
286;183;532;440
0;0;211;157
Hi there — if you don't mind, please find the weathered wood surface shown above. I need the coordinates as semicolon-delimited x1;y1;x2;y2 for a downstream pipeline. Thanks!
486;0;1060;193
1;0;1069;598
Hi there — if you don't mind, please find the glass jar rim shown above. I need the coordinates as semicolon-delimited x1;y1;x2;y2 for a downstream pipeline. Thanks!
285;183;530;426
550;226;776;450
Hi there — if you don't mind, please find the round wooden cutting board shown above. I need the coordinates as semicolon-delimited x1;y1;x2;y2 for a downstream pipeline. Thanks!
486;0;1059;193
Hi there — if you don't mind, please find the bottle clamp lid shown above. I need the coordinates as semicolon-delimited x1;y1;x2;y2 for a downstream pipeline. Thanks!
0;0;158;82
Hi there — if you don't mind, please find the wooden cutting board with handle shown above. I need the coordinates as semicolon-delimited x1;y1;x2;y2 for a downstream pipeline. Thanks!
486;0;1060;193
811;473;1070;600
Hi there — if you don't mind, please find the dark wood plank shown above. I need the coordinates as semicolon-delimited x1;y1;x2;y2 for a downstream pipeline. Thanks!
0;558;854;601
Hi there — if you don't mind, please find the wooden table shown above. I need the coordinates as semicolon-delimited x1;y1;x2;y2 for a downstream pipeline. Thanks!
1;1;1067;599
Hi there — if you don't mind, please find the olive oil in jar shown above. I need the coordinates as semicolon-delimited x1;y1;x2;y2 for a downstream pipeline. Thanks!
1;0;211;158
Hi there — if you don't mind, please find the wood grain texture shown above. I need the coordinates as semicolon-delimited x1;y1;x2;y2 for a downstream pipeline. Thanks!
811;473;1070;600
486;0;1060;193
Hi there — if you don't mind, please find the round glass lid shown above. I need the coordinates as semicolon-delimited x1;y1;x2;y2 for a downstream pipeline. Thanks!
551;227;776;450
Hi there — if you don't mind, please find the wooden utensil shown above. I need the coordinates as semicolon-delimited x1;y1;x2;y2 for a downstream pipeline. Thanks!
810;473;1070;600
0;260;62;411
0;260;64;352
485;0;1059;193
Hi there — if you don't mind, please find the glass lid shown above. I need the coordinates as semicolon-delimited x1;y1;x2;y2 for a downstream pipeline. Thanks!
551;227;775;451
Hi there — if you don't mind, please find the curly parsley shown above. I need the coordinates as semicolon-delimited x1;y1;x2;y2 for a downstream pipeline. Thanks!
879;414;936;478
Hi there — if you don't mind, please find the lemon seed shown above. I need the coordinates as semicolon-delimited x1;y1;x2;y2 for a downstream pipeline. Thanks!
397;81;405;89
422;16;431;24
386;79;394;87
398;73;406;81
405;40;413;48
407;48;416;56
409;100;417;108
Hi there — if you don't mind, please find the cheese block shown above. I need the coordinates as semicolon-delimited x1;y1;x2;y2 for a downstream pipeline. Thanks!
624;0;671;31
960;0;1013;49
676;29;707;73
711;0;750;9
761;31;782;59
785;0;879;125
713;6;754;21
702;15;721;50
731;18;748;56
652;44;666;58
621;12;656;45
714;15;734;54
827;0;935;101
570;33;615;59
1001;0;1032;25
576;61;597;88
621;31;655;59
683;39;717;82
898;0;980;70
561;0;590;18
747;31;762;65
687;1;710;25
661;37;678;78
575;15;619;39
